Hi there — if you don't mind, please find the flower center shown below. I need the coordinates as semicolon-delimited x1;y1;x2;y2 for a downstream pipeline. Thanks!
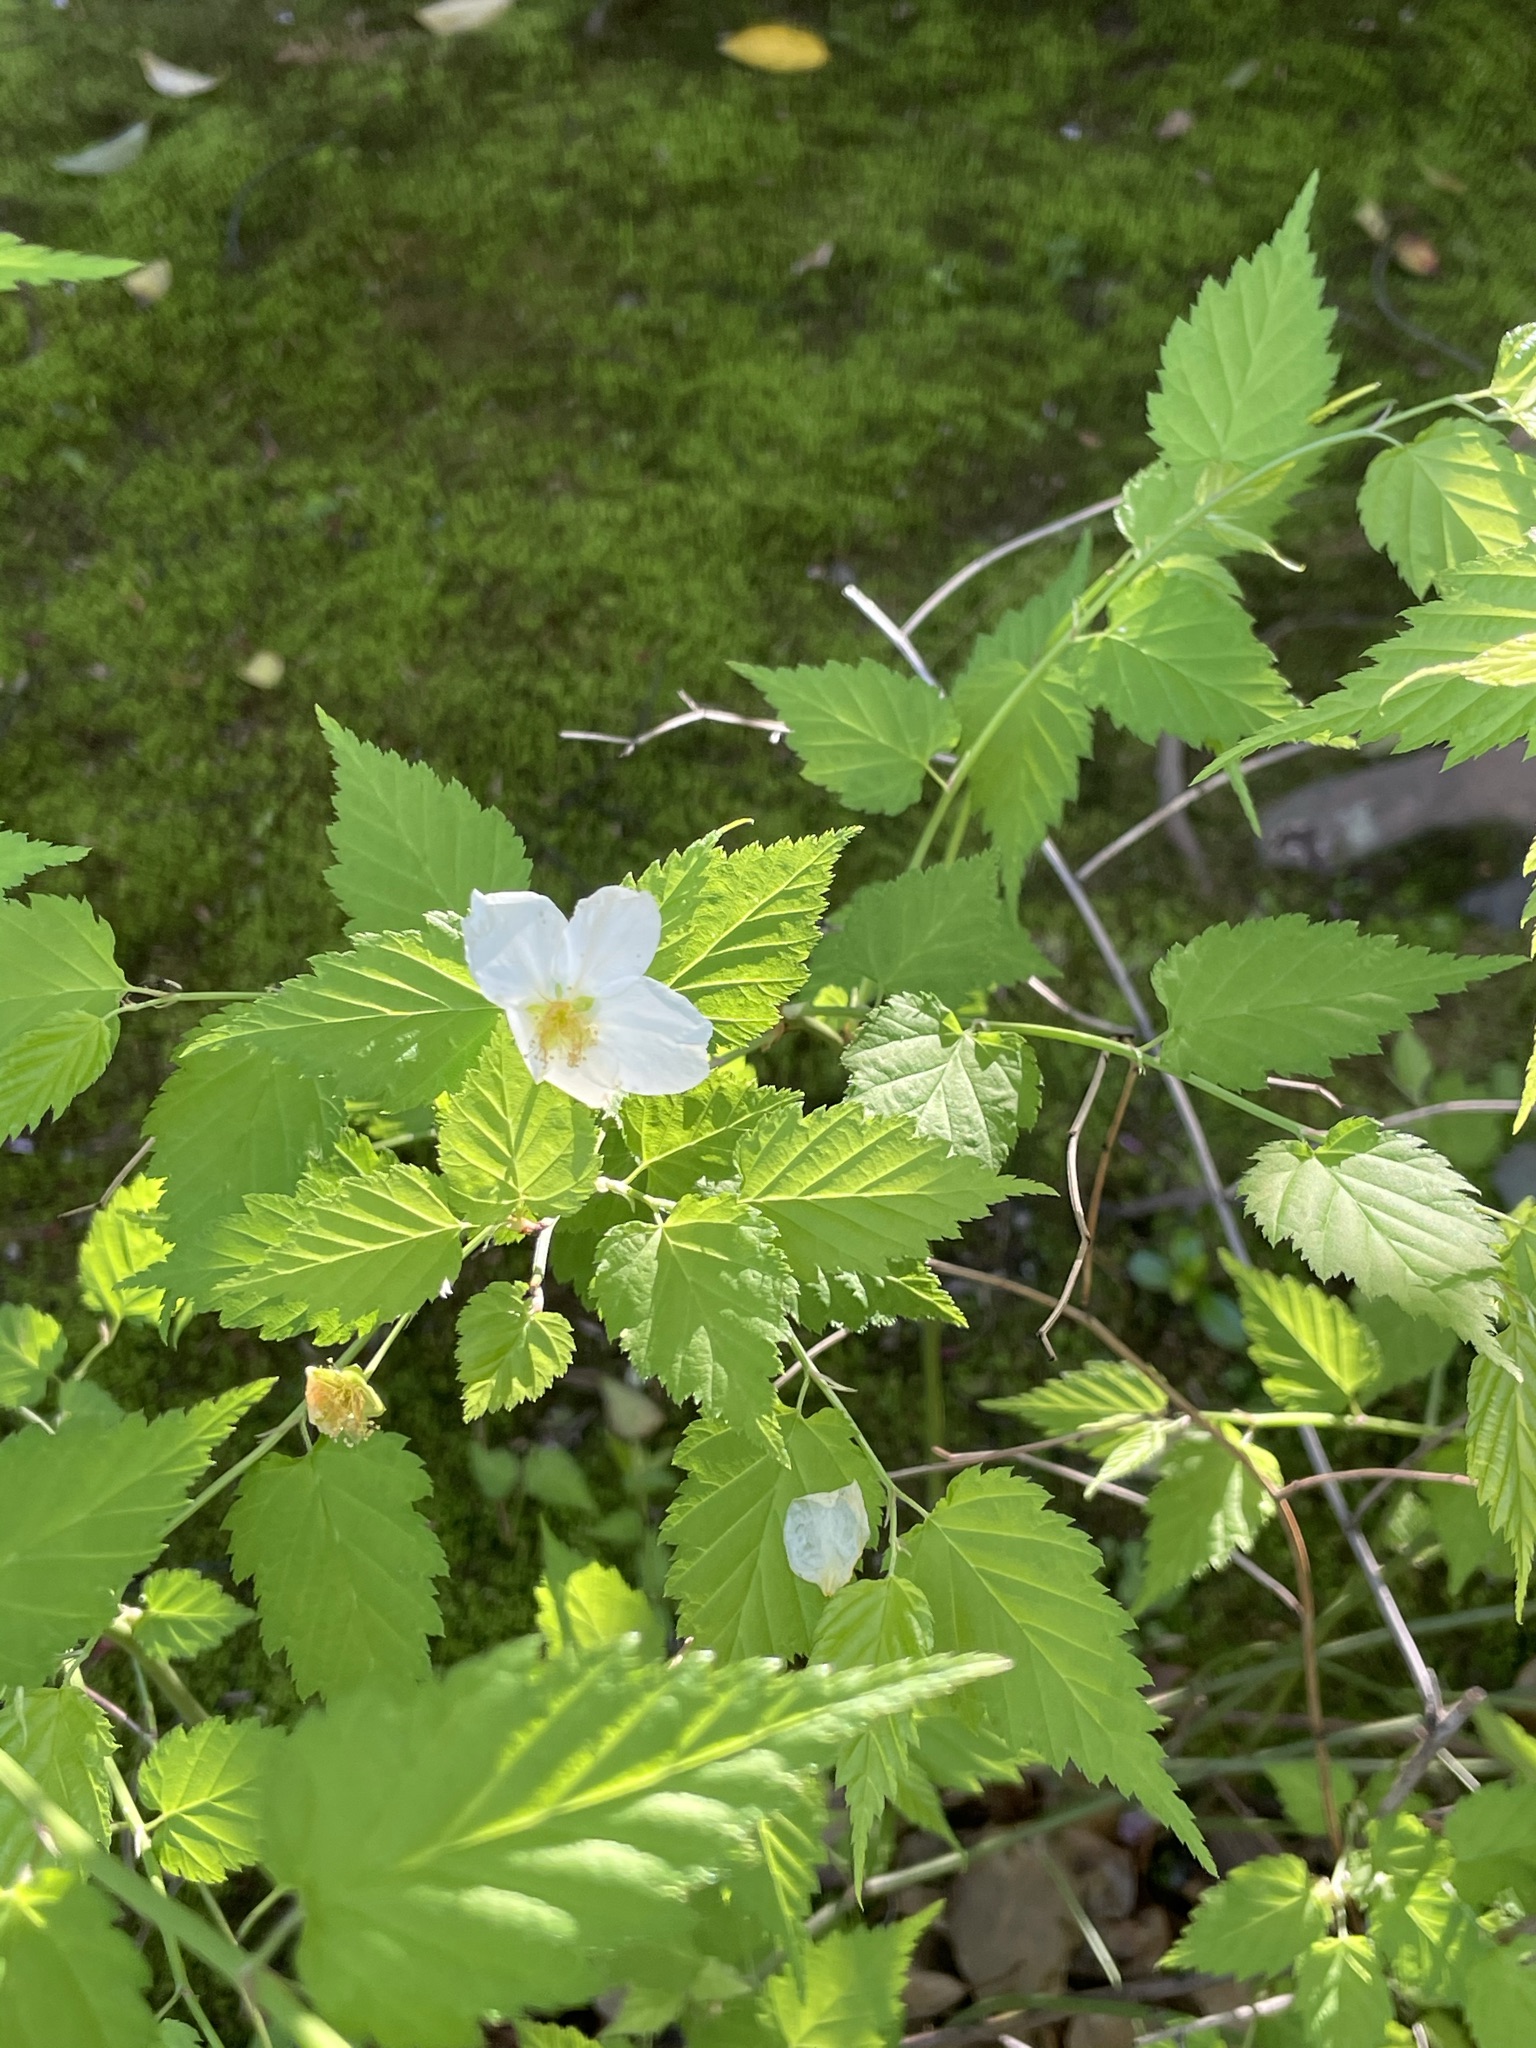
528;992;598;1066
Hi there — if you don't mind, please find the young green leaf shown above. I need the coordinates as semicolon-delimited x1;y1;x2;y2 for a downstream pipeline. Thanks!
1078;566;1293;750
797;1262;968;1336
760;1912;932;2048
0;1689;113;1885
536;1542;663;1656
0;232;139;292
140;1717;280;1882
317;708;531;935
0;896;126;1139
983;1360;1166;1433
1226;1261;1384;1411
1154;914;1515;1092
1239;1118;1502;1343
1492;321;1536;434
0;1389;262;1687
622;1065;799;1200
205;1157;465;1343
1364;1811;1486;2007
1295;1935;1394;2048
454;1281;575;1419
1268;1759;1356;1839
436;1026;600;1226
132;1568;254;1662
1420;1439;1513;1593
78;1175;170;1327
735;1100;1025;1287
1359;417;1536;597
1466;1330;1536;1615
1135;1430;1280;1612
225;1433;447;1700
0;1302;66;1407
1166;1853;1328;1975
664;1409;884;1659
734;658;957;816
949;542;1095;890
809;856;1049;1006
594;1195;796;1439
843;993;1038;1168
0;1871;156;2048
641;832;851;1053
900;1466;1204;1858
0;826;88;893
1465;1937;1536;2046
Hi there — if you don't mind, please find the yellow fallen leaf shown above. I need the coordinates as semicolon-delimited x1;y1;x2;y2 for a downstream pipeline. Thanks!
416;0;513;34
121;259;172;307
719;23;830;73
240;650;286;689
1392;231;1440;278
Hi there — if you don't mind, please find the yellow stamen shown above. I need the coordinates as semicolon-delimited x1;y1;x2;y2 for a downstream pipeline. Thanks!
529;992;597;1065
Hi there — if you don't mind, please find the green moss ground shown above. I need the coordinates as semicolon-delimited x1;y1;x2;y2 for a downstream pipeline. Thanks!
3;0;1534;1698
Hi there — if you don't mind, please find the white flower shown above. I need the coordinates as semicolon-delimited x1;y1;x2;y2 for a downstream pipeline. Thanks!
783;1483;870;1598
464;884;712;1111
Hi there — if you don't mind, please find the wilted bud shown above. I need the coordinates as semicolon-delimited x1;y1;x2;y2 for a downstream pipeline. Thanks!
304;1365;384;1446
783;1482;870;1597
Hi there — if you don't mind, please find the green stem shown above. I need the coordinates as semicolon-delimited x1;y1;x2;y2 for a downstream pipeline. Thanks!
1207;1410;1441;1439
165;1400;307;1537
125;989;266;1007
68;1319;121;1383
107;1622;210;1725
940;787;972;865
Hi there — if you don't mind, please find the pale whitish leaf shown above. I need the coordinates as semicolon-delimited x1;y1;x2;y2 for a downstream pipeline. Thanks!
1226;1260;1383;1411
52;123;150;177
454;1280;574;1419
1147;174;1336;471
0;1689;113;1884
594;1195;795;1441
140;1718;278;1882
0;238;135;295
622;1064;798;1200
640;832;850;1053
1077;566;1293;751
843;993;1038;1168
133;1567;254;1662
1295;1935;1393;2046
121;259;172;307
1466;1325;1536;1615
1135;1430;1280;1612
0;1384;267;1686
205;1158;464;1344
1359;417;1536;597
783;1483;870;1596
901;1466;1205;1856
137;50;220;96
417;0;513;28
1268;1759;1356;1838
950;541;1095;891
761;1914;930;2048
260;1640;994;2048
1239;1118;1502;1343
1154;914;1516;1092
1166;1854;1328;1974
1421;1440;1513;1593
808;855;1050;1004
735;657;957;816
0;1302;66;1407
0;826;88;887
436;1026;599;1227
0;1871;156;2048
1491;321;1536;435
317;709;530;937
78;1175;169;1326
719;22;830;70
664;1409;883;1659
226;1434;445;1701
736;1099;1023;1289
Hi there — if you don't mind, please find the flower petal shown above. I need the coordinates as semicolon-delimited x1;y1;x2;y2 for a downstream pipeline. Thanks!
464;890;569;1007
564;885;661;997
588;977;712;1098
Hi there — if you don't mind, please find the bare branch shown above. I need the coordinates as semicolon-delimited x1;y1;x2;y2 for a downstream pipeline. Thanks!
1039;1051;1111;1353
1380;1098;1518;1127
1133;1993;1295;2044
1075;744;1312;880
900;493;1123;638
843;584;940;686
560;694;787;754
1282;1468;1474;1499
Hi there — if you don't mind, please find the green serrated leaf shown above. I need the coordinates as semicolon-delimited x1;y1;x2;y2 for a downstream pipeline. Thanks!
0;1870;156;2048
317;708;532;936
536;1538;663;1656
664;1409;884;1660
132;1568;254;1662
1465;1937;1536;2045
1136;1429;1280;1611
594;1194;795;1439
810;857;1049;1009
205;1157;464;1343
0;232;139;292
454;1280;575;1419
0;1303;66;1408
1359;417;1536;597
641;832;851;1054
1268;1759;1356;1838
225;1434;447;1701
843;994;1036;1168
1364;1810;1486;2009
1352;1290;1459;1391
1226;1260;1384;1411
1154;914;1515;1092
0;1690;113;1885
1491;322;1536;433
736;1099;1021;1288
0;1009;118;1143
436;1024;600;1227
78;1175;170;1327
0;1391;258;1687
1240;1118;1502;1343
797;1261;968;1336
1295;1935;1394;2048
0;894;126;1139
140;1717;280;1882
982;1359;1165;1436
1420;1440;1514;1593
622;1065;799;1200
761;1912;931;2048
735;658;957;816
0;829;88;894
900;1465;1205;1858
1466;1326;1536;1615
1166;1853;1328;1975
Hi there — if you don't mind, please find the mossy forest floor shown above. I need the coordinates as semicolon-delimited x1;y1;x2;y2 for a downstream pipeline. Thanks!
3;0;1534;1698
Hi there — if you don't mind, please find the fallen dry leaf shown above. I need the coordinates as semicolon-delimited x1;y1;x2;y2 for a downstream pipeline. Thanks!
1157;107;1195;139
416;0;514;34
719;23;830;73
948;1839;1080;1998
53;122;150;178
790;239;834;274
138;50;222;97
902;1969;967;2022
240;650;286;689
1353;198;1390;244
121;259;172;306
1392;231;1440;277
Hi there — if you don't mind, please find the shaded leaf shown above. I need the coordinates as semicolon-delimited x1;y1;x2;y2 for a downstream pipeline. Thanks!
843;993;1037;1167
809;856;1049;1005
736;658;956;816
